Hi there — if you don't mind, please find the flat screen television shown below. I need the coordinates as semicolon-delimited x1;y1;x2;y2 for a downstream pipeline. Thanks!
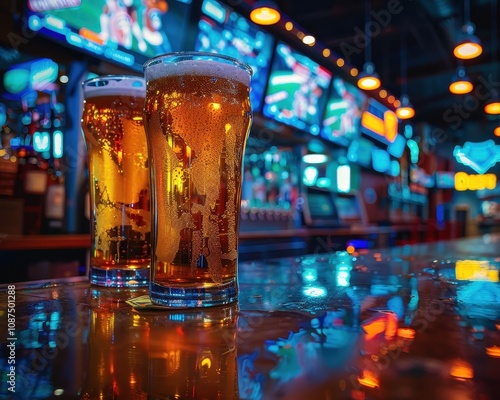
320;77;367;146
194;0;274;112
26;0;194;71
263;42;332;135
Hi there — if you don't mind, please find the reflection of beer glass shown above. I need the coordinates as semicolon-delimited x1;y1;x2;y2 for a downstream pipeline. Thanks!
143;53;253;307
80;305;149;399
82;76;150;287
148;304;238;398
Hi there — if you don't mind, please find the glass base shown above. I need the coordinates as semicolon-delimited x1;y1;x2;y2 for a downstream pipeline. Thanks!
90;266;150;287
149;278;238;308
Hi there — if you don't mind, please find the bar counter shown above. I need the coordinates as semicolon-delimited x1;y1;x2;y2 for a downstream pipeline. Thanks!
1;234;500;399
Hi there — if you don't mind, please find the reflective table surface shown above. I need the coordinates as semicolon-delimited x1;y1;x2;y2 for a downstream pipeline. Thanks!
1;234;500;399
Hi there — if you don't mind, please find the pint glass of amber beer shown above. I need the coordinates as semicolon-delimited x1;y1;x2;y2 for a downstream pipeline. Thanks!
82;76;150;287
143;53;252;307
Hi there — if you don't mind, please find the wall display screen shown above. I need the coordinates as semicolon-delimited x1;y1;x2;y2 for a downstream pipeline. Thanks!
320;77;367;146
263;42;332;135
26;0;193;71
195;0;274;112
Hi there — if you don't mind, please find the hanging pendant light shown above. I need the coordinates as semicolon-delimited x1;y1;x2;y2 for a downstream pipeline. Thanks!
396;95;415;119
484;1;499;115
484;95;500;115
484;99;500;115
453;0;482;60
449;66;473;94
396;30;414;119
357;0;381;90
358;62;381;90
454;22;483;59
250;1;281;26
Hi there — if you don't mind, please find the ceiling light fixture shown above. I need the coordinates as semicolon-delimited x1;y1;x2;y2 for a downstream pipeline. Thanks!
396;95;415;120
249;1;281;26
396;29;414;119
453;0;482;60
484;1;499;115
358;62;381;90
357;0;381;90
449;67;473;94
485;100;500;115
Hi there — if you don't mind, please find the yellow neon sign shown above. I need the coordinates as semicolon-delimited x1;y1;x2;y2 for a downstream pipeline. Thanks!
361;109;398;143
454;172;497;191
455;260;499;282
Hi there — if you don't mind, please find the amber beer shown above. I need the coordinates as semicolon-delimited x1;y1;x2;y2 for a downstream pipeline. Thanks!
144;53;252;307
82;76;150;287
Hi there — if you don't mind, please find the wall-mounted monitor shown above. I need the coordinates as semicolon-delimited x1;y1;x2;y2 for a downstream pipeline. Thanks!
320;77;367;146
195;0;274;112
26;0;194;71
361;98;398;146
263;42;332;135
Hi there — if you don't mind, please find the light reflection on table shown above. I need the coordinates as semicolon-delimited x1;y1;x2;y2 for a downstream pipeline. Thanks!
1;234;500;399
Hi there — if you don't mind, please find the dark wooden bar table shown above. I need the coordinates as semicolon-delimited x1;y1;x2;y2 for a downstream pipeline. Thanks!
1;234;500;399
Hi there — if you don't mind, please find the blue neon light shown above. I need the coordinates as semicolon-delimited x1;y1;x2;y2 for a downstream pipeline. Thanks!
53;130;63;158
387;134;406;158
453;140;500;175
371;148;390;173
407;139;419;164
33;131;50;152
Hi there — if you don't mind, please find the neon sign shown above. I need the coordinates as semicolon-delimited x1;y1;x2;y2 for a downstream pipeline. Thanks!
454;172;497;191
453;140;500;174
337;165;351;192
33;131;50;152
455;260;499;282
361;99;398;144
53;130;63;158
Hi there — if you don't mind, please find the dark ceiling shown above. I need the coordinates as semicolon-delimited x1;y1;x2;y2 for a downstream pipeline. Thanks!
223;0;500;134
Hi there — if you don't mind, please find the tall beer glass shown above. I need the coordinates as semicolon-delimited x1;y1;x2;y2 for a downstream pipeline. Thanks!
143;52;252;307
82;75;150;287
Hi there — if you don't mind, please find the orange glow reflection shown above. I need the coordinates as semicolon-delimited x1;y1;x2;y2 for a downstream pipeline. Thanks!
363;312;398;340
450;360;474;380
397;327;416;340
486;346;500;358
357;369;379;388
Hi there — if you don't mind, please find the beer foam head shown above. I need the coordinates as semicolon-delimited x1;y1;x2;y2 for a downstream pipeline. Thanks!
144;54;251;86
83;76;145;98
